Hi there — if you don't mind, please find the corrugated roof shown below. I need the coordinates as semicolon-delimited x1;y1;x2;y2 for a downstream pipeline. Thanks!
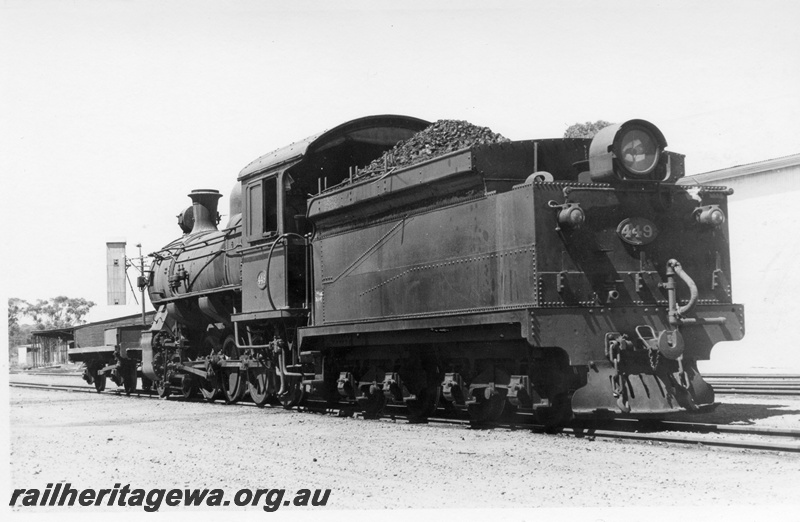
71;311;156;331
30;327;74;338
31;311;156;337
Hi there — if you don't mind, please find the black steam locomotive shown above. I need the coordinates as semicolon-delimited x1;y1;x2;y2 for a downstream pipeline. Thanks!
89;115;745;427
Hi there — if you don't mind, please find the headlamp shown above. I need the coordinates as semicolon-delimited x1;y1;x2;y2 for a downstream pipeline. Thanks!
618;126;660;175
589;119;667;182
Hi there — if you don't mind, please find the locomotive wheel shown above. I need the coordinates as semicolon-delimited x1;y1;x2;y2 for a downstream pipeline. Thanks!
359;386;386;419
141;376;153;392
467;391;506;425
122;363;137;396
279;379;305;410
222;370;246;404
220;335;245;404
93;373;106;393
199;333;222;402
248;367;275;407
181;376;198;400
156;380;171;399
199;377;221;402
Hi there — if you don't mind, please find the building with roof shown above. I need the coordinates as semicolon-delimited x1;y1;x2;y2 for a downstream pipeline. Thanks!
21;312;155;369
25;328;73;368
69;311;155;361
682;153;800;373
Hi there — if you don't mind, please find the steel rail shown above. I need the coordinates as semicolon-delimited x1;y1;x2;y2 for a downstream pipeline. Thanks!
9;382;157;398
571;418;800;438
380;414;800;452
9;372;83;377
562;427;800;453
713;389;800;396
705;374;800;396
705;374;800;379
708;383;800;386
10;381;800;453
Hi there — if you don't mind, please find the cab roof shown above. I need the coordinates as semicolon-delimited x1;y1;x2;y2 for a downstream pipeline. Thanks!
238;114;430;181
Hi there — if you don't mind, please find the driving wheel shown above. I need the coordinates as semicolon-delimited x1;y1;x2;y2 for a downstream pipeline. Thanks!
248;366;276;407
180;375;198;399
220;335;245;404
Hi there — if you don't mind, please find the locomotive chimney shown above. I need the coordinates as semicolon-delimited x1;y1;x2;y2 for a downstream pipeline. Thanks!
188;189;222;233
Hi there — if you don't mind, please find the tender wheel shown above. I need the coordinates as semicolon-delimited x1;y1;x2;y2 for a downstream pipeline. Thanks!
93;373;106;393
532;393;572;434
248;366;275;407
358;386;386;419
156;380;170;399
122;363;137;396
467;390;506;425
220;335;245;404
406;384;441;422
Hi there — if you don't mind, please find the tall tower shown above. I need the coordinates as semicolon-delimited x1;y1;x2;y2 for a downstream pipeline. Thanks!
106;241;126;305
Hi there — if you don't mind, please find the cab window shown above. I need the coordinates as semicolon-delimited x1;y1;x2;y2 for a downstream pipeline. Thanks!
245;175;279;242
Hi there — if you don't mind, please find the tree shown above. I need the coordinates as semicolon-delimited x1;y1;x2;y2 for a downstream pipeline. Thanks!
24;296;96;329
9;324;34;348
8;298;31;349
9;298;33;365
564;120;613;139
8;297;28;331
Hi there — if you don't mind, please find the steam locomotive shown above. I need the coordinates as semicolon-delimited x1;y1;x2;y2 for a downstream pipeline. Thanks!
89;115;745;427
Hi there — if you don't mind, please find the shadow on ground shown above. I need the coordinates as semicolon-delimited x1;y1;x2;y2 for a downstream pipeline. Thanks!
668;400;800;425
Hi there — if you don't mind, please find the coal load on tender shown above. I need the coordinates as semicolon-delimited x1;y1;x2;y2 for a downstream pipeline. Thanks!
355;119;510;179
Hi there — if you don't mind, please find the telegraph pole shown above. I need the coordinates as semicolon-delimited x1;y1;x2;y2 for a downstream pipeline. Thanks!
137;243;146;325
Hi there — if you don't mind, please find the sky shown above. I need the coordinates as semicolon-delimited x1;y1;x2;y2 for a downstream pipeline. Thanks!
2;0;799;323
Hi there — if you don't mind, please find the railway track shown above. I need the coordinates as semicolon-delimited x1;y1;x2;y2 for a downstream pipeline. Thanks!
10;380;800;454
705;374;800;395
14;372;800;396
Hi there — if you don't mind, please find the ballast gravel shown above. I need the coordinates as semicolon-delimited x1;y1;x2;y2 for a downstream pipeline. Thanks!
7;376;800;513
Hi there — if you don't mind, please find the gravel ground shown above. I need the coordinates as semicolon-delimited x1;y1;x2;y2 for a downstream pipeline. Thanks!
6;375;800;516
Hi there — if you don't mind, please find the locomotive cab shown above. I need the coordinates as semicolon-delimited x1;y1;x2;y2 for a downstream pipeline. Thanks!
239;169;308;315
235;115;430;319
